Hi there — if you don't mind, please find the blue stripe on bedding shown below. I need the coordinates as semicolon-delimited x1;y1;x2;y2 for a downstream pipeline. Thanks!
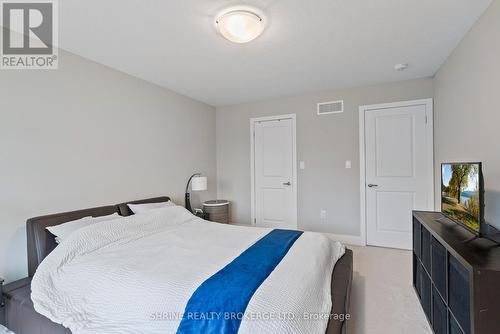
176;229;303;334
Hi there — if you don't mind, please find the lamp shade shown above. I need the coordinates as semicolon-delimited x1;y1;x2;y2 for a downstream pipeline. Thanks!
191;176;208;191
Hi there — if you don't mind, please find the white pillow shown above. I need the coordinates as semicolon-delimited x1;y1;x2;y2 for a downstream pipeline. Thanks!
0;324;15;334
127;201;175;214
47;212;120;242
91;212;121;224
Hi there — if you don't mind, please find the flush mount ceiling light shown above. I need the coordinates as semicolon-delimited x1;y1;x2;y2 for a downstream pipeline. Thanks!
215;9;265;43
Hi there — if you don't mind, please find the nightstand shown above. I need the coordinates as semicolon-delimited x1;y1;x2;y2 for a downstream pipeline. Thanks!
203;200;230;224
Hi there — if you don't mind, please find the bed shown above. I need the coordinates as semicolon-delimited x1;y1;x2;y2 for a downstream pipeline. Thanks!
1;197;353;334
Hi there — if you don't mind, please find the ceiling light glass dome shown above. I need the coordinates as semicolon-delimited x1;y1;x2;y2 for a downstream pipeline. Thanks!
216;10;265;44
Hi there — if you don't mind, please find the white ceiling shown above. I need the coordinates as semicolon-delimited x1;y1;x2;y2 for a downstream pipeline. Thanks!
59;0;492;107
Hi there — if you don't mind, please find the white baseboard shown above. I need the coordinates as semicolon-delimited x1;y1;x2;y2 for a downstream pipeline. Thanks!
230;222;366;246
324;233;365;246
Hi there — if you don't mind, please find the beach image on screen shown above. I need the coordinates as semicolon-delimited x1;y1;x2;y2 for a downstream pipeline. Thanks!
441;163;480;232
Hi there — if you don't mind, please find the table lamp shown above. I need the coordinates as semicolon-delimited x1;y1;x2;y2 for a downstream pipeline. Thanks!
185;173;207;213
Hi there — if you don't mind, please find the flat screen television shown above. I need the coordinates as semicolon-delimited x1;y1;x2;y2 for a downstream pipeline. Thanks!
441;162;484;235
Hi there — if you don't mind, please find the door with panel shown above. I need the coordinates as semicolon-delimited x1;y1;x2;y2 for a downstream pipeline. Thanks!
253;117;296;229
364;100;433;249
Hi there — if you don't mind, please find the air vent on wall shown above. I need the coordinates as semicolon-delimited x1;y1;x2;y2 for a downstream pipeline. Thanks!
317;100;344;115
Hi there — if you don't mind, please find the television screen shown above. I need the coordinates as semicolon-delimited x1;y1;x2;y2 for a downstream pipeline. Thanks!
441;162;482;234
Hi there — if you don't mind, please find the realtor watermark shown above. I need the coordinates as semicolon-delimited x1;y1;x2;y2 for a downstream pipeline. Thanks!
1;0;58;69
150;311;351;322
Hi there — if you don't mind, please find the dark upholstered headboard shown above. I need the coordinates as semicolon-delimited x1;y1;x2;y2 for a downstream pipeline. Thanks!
26;196;171;277
26;205;117;277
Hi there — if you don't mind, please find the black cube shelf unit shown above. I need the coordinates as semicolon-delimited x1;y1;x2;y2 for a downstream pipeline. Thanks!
412;211;500;334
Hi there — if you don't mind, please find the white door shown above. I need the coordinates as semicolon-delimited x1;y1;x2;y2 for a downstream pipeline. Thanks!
252;116;297;229
363;100;433;249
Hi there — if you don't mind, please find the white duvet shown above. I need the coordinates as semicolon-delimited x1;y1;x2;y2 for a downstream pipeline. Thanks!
32;206;345;334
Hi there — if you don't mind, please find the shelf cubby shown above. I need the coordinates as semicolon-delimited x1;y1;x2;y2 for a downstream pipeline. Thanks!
412;211;500;334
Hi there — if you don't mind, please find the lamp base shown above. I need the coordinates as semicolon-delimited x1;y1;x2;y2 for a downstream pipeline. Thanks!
185;192;192;213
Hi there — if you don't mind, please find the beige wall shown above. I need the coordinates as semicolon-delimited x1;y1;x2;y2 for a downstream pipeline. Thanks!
216;78;434;237
434;0;500;229
0;48;216;282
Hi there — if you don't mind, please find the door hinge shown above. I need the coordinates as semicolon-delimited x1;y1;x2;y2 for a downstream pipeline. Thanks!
254;218;256;224
425;114;428;124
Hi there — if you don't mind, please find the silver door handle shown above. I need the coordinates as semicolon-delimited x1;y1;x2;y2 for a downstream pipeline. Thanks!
283;182;291;186
367;184;379;188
